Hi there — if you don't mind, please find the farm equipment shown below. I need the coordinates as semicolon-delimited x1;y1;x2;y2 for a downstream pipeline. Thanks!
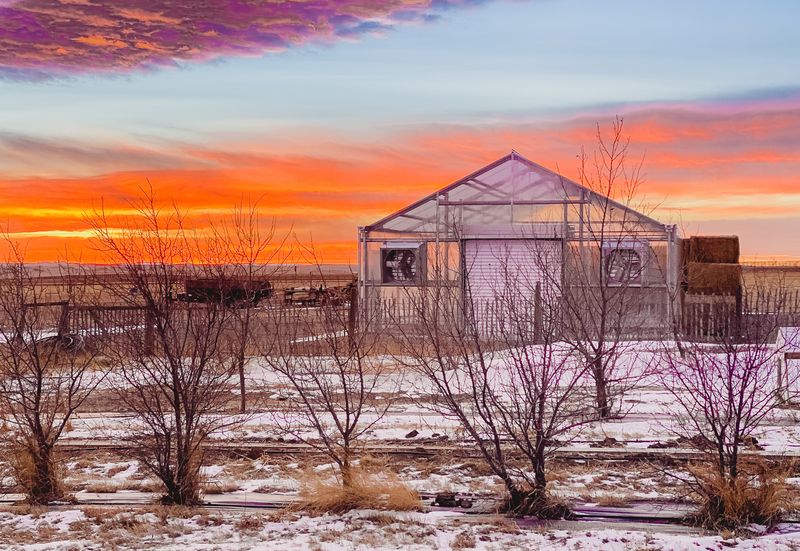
174;278;273;307
9;300;86;352
283;281;355;307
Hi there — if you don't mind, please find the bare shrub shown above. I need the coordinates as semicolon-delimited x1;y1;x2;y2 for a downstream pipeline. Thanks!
396;252;595;518
259;258;398;490
208;199;285;413
0;242;107;504
661;277;800;528
687;460;794;530
88;190;250;505
533;117;663;418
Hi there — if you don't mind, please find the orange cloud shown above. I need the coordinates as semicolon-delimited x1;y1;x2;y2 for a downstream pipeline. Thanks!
2;100;800;262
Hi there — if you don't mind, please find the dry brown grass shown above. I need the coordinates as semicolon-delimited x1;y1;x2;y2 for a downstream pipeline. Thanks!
69;476;161;494
297;468;421;514
95;508;201;546
547;460;601;483
358;454;388;472
688;461;796;529
476;517;520;535
105;465;129;477
234;514;266;532
202;480;241;494
83;482;119;493
98;513;147;534
451;530;477;549
147;504;207;522
594;495;632;508
9;445;65;503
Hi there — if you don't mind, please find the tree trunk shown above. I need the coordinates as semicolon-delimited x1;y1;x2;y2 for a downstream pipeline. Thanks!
238;358;247;413
505;486;567;519
26;444;62;504
237;311;251;414
163;470;200;506
534;445;547;491
160;439;201;506
340;457;354;488
593;355;612;418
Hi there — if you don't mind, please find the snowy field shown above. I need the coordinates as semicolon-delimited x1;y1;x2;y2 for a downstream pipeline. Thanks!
2;343;800;550
0;507;799;550
62;344;800;455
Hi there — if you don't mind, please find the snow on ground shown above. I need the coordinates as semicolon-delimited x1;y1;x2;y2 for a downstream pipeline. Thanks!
0;507;797;550
61;387;800;455
57;343;800;455
3;343;800;548
47;447;708;506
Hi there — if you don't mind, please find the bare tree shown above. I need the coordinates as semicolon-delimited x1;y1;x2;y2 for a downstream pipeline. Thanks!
259;260;391;488
535;117;660;418
208;200;284;413
395;252;594;517
659;278;800;527
88;191;244;505
0;241;106;503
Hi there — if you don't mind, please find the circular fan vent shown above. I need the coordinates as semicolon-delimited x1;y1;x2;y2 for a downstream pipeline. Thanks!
605;248;643;286
383;249;418;283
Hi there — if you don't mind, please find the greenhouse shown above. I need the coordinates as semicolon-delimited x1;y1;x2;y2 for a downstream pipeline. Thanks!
357;151;681;336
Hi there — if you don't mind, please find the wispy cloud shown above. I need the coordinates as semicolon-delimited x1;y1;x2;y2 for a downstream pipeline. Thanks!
0;132;214;177
1;95;799;260
0;0;487;78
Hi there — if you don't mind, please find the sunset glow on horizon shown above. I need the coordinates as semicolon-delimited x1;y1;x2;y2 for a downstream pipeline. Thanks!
2;0;799;263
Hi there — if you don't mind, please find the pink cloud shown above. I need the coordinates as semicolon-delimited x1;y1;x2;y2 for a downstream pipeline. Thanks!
0;0;484;77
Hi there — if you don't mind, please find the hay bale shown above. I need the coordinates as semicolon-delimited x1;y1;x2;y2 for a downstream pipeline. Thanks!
680;239;691;290
686;262;742;294
686;236;740;264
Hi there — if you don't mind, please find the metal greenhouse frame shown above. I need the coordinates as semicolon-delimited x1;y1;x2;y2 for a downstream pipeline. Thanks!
357;151;681;336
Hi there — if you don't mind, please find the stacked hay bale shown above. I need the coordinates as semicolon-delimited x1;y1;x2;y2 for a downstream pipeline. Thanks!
682;236;742;338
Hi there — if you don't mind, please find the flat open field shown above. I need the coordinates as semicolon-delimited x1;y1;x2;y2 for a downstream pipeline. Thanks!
1;343;800;550
20;263;357;306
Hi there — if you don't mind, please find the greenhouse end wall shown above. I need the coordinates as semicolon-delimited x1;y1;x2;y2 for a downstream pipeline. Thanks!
357;152;681;338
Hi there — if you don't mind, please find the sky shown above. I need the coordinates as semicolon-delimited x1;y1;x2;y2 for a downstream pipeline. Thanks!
1;0;799;263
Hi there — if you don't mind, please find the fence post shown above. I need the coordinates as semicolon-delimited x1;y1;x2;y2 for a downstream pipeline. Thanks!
57;301;70;336
347;283;359;348
734;287;743;341
776;355;787;404
533;282;543;344
144;309;155;356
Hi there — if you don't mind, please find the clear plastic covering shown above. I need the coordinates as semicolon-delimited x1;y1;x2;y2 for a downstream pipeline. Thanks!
359;152;680;334
366;153;666;238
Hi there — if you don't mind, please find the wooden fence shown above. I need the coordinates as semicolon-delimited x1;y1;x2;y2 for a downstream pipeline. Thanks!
70;305;149;337
13;288;800;348
369;288;800;343
682;294;738;341
6;299;353;355
367;288;670;341
683;290;800;341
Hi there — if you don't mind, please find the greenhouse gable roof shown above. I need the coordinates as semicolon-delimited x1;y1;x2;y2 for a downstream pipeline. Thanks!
364;151;667;235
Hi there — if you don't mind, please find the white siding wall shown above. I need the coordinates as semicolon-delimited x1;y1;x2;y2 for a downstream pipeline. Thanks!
464;239;562;334
464;239;562;301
